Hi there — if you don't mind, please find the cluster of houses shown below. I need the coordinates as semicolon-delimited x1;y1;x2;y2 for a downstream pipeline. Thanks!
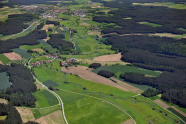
20;5;50;14
45;53;59;59
32;60;52;67
60;58;77;66
73;9;87;17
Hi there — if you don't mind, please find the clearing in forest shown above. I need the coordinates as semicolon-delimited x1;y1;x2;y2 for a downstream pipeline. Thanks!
154;99;170;109
4;52;22;60
16;107;35;123
61;66;129;92
93;53;122;61
0;98;8;104
41;24;54;30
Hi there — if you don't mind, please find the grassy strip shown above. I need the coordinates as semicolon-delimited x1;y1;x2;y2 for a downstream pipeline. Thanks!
0;54;10;64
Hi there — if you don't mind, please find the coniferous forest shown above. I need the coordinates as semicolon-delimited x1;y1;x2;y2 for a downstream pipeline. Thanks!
0;64;37;107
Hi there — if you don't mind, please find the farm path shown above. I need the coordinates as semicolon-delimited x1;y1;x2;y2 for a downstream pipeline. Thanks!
61;73;182;124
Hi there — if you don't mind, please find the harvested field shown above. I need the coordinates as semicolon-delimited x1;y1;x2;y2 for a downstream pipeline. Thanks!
0;98;8;104
150;33;179;38
171;106;186;117
93;53;122;61
32;48;44;52
110;77;142;93
16;107;35;123
4;52;22;60
83;59;129;65
154;99;170;109
79;23;90;26
77;65;88;70
41;24;54;30
81;18;91;20
61;66;129;91
88;32;94;35
121;119;135;124
59;27;64;30
0;61;3;65
36;110;64;124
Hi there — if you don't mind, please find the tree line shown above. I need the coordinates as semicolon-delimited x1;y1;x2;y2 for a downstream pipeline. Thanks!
0;14;39;36
98;70;114;78
0;30;47;54
0;64;37;107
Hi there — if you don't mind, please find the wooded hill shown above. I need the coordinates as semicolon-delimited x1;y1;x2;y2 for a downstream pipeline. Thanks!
0;30;47;54
0;14;39;36
0;64;37;107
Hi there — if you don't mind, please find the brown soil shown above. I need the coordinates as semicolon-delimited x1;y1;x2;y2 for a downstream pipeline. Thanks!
41;24;54;30
0;61;3;65
59;27;64;30
32;48;44;52
154;99;170;109
121;119;135;124
83;59;129;65
88;32;94;35
4;52;22;60
150;33;179;38
77;65;88;70
79;23;90;26
93;53;122;61
16;107;35;123
110;77;142;93
171;106;186;117
61;66;129;92
43;37;50;42
0;98;8;104
81;18;91;20
36;110;64;124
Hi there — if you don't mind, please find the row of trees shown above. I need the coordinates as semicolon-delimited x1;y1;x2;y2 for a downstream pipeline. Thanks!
89;63;101;69
0;64;37;107
0;30;47;54
98;70;114;78
0;14;39;36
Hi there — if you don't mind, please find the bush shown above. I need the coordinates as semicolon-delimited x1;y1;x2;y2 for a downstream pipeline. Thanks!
98;70;114;78
89;63;101;69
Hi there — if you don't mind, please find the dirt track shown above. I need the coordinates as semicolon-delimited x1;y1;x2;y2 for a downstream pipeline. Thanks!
4;52;22;60
93;53;122;61
61;66;129;92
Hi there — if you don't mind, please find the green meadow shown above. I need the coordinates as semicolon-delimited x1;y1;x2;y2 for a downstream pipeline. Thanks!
0;54;10;64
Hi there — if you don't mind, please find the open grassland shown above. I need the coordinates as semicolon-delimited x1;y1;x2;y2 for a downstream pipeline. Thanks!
0;54;10;64
31;105;61;119
16;107;35;123
138;21;162;27
133;2;186;9
13;48;30;59
20;44;44;50
33;89;58;108
30;56;52;63
0;72;11;90
36;110;65;124
34;65;66;85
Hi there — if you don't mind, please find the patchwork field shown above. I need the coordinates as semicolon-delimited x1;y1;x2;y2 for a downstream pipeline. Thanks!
35;110;65;124
16;107;35;123
4;52;22;60
93;52;122;61
13;48;30;59
0;72;11;90
61;66;130;92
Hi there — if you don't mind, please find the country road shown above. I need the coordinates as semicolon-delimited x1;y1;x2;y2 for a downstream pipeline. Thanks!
27;57;68;124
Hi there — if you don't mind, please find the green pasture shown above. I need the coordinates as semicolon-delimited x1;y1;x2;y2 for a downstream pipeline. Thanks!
31;105;60;119
34;65;66;85
43;80;59;87
138;22;162;27
167;107;186;122
0;116;7;120
20;44;44;50
33;89;58;108
30;56;52;63
0;54;10;64
0;72;11;90
92;65;110;73
13;48;30;59
37;39;50;46
51;60;61;70
63;96;130;124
